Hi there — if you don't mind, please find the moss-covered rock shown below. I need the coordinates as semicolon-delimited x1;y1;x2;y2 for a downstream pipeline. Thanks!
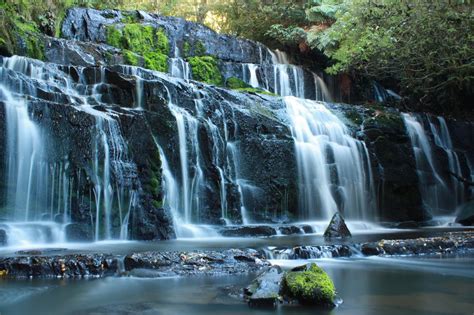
281;263;336;306
188;56;223;86
105;23;169;72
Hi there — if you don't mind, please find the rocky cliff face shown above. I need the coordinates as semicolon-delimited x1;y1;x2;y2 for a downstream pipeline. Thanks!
0;8;472;242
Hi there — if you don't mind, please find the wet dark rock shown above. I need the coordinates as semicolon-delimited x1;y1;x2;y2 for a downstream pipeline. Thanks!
0;254;118;278
265;231;474;259
0;229;7;246
278;226;303;235
123;249;269;276
323;212;352;239
65;223;94;242
245;266;283;308
360;243;382;256
219;226;277;237
456;200;474;226
0;248;269;279
301;225;313;234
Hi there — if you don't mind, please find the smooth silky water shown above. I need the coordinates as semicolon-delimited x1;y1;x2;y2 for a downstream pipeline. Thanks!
0;251;472;315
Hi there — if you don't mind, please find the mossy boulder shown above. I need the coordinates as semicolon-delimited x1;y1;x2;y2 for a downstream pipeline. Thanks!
281;263;336;307
188;56;223;86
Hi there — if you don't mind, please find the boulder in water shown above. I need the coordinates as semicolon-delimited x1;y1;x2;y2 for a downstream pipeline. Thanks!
281;263;337;307
323;213;352;239
245;265;283;308
455;200;474;226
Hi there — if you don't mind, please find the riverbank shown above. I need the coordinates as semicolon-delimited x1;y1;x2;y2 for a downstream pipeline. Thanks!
0;231;472;279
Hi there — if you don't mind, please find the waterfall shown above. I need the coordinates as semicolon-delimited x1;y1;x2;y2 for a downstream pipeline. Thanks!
0;56;137;244
169;58;191;80
0;84;44;221
123;66;144;108
168;46;191;80
403;113;465;214
428;116;464;207
285;96;375;220
242;63;260;88
313;73;333;102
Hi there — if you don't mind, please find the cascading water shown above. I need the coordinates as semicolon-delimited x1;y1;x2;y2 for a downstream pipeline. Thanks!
428;116;464;207
403;113;465;214
0;56;138;245
285;96;375;220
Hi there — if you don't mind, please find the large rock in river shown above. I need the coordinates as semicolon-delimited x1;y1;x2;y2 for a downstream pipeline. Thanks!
323;212;352;239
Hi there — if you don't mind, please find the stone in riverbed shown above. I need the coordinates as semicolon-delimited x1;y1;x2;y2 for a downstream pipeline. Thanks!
245;266;283;308
323;212;352;239
455;200;474;226
281;263;337;307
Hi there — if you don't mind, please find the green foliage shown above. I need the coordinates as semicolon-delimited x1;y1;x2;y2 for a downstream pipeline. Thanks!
188;56;223;86
265;25;307;46
282;263;336;305
305;0;343;23
321;1;473;112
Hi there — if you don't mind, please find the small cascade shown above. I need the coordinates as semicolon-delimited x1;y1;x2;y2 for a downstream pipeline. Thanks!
403;113;465;214
0;222;66;247
122;66;144;108
168;46;191;80
285;96;375;220
269;50;305;99
313;72;333;102
169;58;191;80
242;63;260;88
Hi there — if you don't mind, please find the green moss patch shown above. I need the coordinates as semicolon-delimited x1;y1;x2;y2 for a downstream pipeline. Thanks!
226;77;276;96
0;3;45;60
106;23;169;72
226;77;250;89
234;87;277;96
281;263;336;306
188;56;223;86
